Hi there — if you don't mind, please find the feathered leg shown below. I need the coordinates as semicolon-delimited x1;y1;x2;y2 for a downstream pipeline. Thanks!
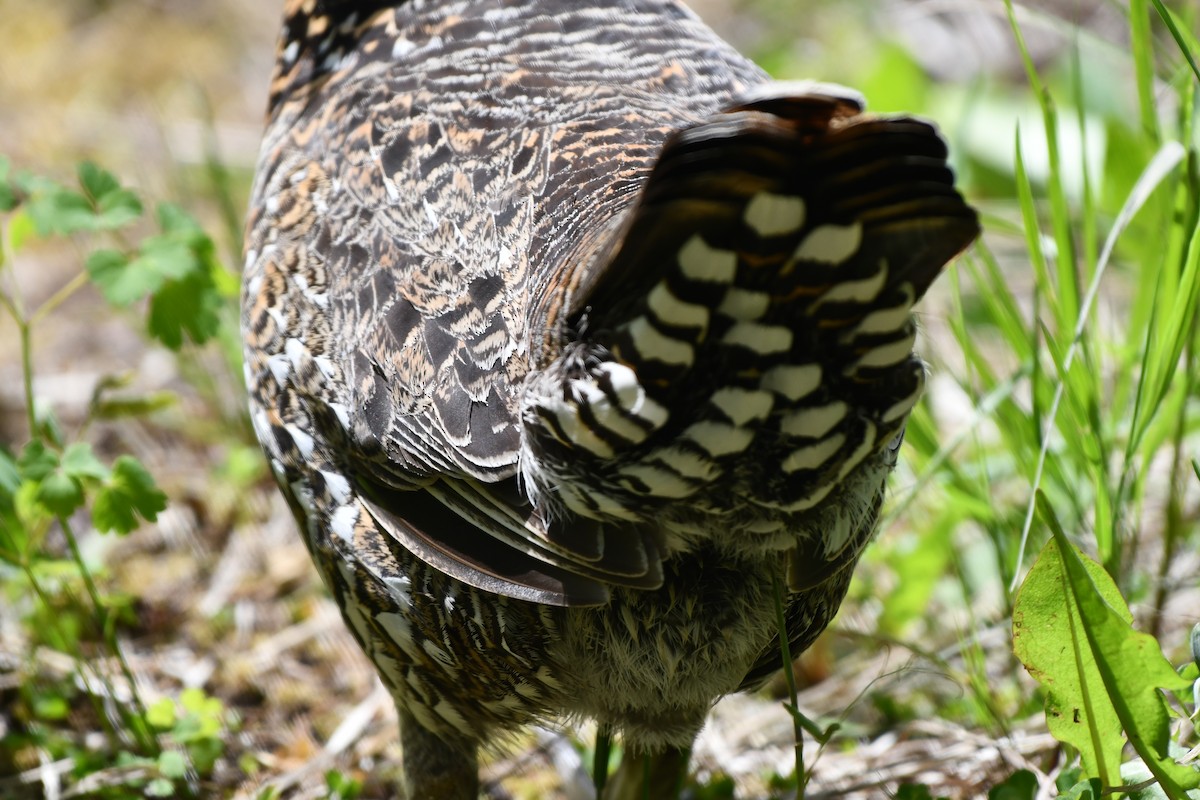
398;708;479;799
603;746;690;800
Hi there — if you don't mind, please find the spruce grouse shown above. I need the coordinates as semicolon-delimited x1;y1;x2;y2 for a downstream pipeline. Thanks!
242;0;979;796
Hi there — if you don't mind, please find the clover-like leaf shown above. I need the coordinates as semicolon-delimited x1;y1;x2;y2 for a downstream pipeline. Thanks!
17;440;59;482
78;162;142;230
60;442;110;482
148;269;224;349
35;470;84;518
87;249;150;306
157;749;187;780
92;456;167;534
24;183;95;236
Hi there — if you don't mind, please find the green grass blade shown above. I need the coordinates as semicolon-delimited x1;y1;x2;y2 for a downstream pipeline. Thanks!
1132;166;1200;454
1012;141;1186;588
1129;0;1161;142
1149;0;1200;84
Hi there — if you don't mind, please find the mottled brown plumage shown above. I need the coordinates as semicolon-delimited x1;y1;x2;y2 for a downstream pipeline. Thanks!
242;1;978;796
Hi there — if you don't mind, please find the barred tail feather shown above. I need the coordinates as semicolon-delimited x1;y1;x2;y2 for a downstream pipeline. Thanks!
522;83;978;529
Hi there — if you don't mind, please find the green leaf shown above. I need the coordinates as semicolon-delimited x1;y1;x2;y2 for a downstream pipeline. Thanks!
147;268;223;348
988;770;1038;800
187;736;223;775
87;216;209;309
136;234;200;282
1014;494;1198;793
1014;536;1127;785
25;184;95;236
32;692;70;720
86;249;156;306
35;470;84;517
92;456;167;534
78;161;119;200
146;697;177;730
1122;757;1200;800
179;687;205;715
325;769;363;800
157;749;187;779
17;441;59;481
13;481;51;531
78;162;142;230
0;449;20;496
156;201;205;238
6;209;37;253
95;188;142;229
1057;778;1102;799
145;778;175;797
60;442;110;482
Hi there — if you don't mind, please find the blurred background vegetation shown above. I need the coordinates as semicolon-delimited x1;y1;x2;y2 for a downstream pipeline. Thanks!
1;0;1198;798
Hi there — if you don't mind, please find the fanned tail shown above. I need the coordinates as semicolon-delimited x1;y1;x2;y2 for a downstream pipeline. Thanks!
523;83;979;527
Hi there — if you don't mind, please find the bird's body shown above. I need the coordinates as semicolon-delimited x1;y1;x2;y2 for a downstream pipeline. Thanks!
243;0;978;795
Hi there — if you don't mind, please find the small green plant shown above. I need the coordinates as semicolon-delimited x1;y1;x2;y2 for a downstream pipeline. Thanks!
324;768;364;800
841;0;1200;794
143;688;238;796
1014;497;1200;798
0;157;236;796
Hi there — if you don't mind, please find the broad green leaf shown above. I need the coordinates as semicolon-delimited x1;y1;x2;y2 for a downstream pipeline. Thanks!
1015;495;1198;793
1122;756;1200;800
78;162;142;230
87;223;206;308
147;269;223;348
133;201;228;347
136;234;199;282
86;249;156;306
94;188;142;229
1057;779;1102;800
17;441;58;481
157;749;187;779
32;692;70;721
1014;535;1125;784
25;184;95;236
156;201;206;238
988;769;1037;800
145;778;175;797
35;470;84;517
92;456;167;534
146;697;177;729
60;442;110;481
78;161;119;200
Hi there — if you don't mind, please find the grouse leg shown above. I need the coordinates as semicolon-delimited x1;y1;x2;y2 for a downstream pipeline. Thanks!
398;707;479;800
603;746;690;800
